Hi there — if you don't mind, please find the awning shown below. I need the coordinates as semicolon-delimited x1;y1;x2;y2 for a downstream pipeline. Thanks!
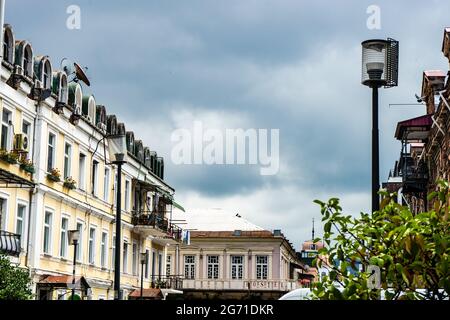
394;114;432;141
0;230;21;256
128;288;163;300
0;168;35;188
38;275;91;290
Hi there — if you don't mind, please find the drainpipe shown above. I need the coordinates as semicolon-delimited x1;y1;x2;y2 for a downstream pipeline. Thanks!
0;0;5;60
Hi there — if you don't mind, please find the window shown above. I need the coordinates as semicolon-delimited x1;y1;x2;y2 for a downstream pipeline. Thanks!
78;153;86;190
101;232;108;268
151;251;156;280
1;109;12;150
88;227;96;264
43;211;52;254
63;143;72;179
103;167;110;202
47;132;56;172
158;253;163;277
0;198;6;230
124;179;130;211
132;242;137;276
43;61;51;90
184;255;195;279
111;235;116;271
256;256;268;280
231;255;244;280
60;217;68;258
145;249;149;279
92;160;99;196
75;222;83;262
123;241;128;273
166;255;172;276
23;45;32;77
16;203;27;249
207;255;219;279
113;173;117;206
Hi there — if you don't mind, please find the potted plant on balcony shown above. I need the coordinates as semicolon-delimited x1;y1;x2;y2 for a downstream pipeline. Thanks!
63;177;77;190
19;158;35;174
47;168;61;182
0;149;19;164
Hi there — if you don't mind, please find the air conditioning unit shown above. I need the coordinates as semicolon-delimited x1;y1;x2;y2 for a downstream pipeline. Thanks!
13;133;29;153
14;65;24;76
34;79;43;89
6;65;25;89
82;115;92;123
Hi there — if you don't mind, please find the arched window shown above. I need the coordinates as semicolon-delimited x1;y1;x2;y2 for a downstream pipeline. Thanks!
82;95;96;123
135;140;144;162
43;60;51;89
107;115;118;135
126;131;135;153
3;25;14;65
117;123;126;135
144;147;151;168
14;40;33;77
68;83;83;110
95;105;107;127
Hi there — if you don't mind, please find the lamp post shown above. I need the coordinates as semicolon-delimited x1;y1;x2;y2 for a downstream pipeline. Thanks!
140;251;148;300
107;134;128;300
68;230;80;300
361;38;399;213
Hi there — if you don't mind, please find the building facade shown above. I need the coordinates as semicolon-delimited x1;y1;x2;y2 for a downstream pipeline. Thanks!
168;209;308;299
0;23;183;299
384;28;450;214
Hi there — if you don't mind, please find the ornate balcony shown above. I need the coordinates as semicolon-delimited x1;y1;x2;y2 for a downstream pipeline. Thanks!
400;153;428;193
0;230;21;256
131;210;183;243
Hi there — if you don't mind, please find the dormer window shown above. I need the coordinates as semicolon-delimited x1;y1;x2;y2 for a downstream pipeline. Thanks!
107;115;117;135
3;25;14;65
135;140;144;162
126;131;134;154
23;43;33;78
82;95;96;123
43;60;51;89
34;56;52;89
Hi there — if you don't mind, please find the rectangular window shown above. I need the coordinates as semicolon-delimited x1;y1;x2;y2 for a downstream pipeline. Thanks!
1;109;11;150
103;167;110;202
207;255;219;279
78;153;86;190
158;253;163;277
111;235;116;271
60;217;68;258
123;241;128;273
101;232;108;268
132;242;137;276
166;255;172;277
256;256;268;280
47;132;56;172
184;255;195;279
145;249;149;279
113;173;117;206
231;255;244;280
43;211;52;254
151;251;156;280
92;160;99;196
76;222;83;262
16;203;27;248
0;198;6;230
124;179;130;211
63;143;72;179
88;227;96;264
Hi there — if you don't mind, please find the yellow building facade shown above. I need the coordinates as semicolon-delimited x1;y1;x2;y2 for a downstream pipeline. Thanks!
0;23;182;300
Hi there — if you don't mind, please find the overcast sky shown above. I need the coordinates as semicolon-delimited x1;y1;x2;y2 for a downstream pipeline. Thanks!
7;0;450;249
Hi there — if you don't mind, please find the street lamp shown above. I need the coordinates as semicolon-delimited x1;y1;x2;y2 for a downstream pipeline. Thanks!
107;134;128;300
68;229;80;300
140;251;148;300
361;38;399;213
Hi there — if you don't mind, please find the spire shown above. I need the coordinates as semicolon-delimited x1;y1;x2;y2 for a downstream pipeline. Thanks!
312;218;315;240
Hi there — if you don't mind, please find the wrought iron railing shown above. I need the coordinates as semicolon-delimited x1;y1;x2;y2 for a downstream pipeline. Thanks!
149;276;183;289
131;210;183;242
0;230;21;256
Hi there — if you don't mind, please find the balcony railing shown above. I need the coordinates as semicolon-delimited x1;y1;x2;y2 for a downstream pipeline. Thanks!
0;230;21;256
149;276;183;290
400;153;428;191
181;279;301;292
132;210;183;242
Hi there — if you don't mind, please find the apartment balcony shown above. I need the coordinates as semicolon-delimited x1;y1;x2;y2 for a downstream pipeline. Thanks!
131;211;183;243
0;230;21;256
400;153;428;192
181;279;301;292
149;276;184;290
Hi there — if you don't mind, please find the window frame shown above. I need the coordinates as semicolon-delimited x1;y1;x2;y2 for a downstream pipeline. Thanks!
256;255;269;280
75;220;84;262
59;215;69;258
184;255;196;280
103;167;110;202
88;226;96;265
230;255;244;280
43;209;53;255
1;107;13;151
46;130;57;173
15;200;28;249
63;141;72;179
100;230;108;269
78;152;87;191
207;255;220;279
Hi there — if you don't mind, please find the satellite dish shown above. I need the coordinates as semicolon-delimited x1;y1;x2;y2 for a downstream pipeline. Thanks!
60;58;91;86
74;62;91;86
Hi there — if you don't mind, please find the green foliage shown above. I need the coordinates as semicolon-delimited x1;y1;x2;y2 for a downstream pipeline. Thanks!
311;181;450;300
0;254;33;300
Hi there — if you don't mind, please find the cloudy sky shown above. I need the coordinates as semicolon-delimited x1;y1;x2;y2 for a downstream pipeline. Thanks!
8;0;450;248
